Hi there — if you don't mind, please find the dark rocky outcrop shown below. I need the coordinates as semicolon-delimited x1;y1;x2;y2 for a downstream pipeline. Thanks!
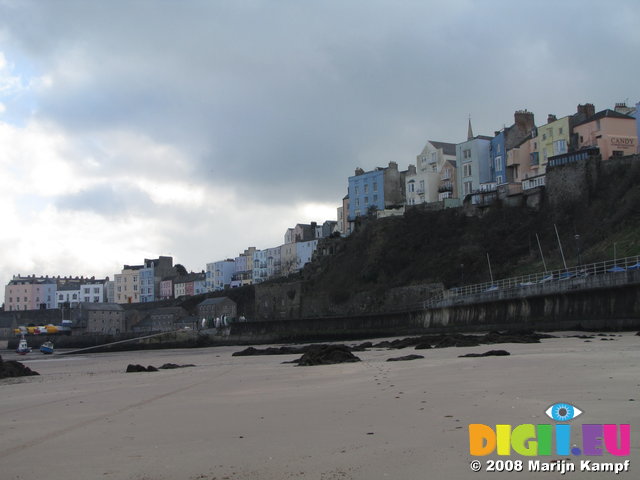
126;364;155;372
387;354;424;362
232;346;308;356
0;355;40;379
293;345;361;366
159;363;195;369
126;362;195;372
458;350;511;358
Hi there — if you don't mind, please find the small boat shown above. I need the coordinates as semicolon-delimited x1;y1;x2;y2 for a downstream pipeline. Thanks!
40;341;54;355
16;335;32;355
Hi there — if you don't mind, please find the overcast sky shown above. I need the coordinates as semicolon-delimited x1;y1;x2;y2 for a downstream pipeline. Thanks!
1;0;639;290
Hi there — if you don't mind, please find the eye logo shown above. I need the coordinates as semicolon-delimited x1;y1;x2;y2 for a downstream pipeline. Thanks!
545;403;583;422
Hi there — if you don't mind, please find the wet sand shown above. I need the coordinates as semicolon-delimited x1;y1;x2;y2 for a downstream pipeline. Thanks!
1;332;639;479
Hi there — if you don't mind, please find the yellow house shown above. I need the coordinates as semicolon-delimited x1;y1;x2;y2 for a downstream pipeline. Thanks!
534;114;571;174
114;265;142;304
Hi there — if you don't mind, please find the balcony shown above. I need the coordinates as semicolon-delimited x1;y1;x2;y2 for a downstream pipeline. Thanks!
438;182;453;193
522;174;546;190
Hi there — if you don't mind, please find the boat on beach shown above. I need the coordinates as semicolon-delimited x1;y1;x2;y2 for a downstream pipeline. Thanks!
40;341;54;354
16;334;32;355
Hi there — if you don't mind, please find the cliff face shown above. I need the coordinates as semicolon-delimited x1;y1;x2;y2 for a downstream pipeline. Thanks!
263;155;640;320
175;156;640;322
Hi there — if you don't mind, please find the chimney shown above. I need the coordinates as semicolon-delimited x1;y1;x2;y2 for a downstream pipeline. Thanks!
355;167;364;176
577;103;595;119
408;164;416;175
547;114;557;124
514;109;535;133
614;102;632;114
388;161;398;171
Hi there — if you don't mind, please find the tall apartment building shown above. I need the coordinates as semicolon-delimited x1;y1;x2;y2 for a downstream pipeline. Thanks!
456;120;493;199
114;265;143;304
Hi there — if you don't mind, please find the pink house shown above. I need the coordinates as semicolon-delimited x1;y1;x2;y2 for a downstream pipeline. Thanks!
159;279;174;299
573;110;637;160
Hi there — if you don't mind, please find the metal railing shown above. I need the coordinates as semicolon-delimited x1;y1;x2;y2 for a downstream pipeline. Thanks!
423;254;640;309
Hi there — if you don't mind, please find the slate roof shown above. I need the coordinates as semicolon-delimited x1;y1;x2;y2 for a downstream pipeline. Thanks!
198;297;235;307
80;302;123;311
430;141;457;156
573;109;635;128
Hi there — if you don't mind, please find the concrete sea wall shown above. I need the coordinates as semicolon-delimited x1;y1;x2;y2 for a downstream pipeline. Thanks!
227;278;640;343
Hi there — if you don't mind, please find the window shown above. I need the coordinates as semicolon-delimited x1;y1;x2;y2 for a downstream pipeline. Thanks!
364;196;369;205
553;139;567;155
494;156;503;171
373;182;378;192
408;181;415;192
463;149;471;159
373;194;378;202
463;163;472;177
94;287;100;293
464;181;473;195
530;152;539;166
84;288;90;294
559;127;563;135
355;198;360;206
496;175;503;184
364;184;368;194
354;186;359;195
542;134;546;140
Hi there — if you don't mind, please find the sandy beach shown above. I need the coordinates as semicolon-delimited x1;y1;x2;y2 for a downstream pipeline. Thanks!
1;331;639;480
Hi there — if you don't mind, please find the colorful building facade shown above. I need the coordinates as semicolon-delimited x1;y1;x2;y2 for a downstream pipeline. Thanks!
573;109;638;159
4;275;57;311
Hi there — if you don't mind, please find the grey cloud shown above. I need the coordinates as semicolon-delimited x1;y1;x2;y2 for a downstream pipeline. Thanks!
55;183;156;217
2;0;640;207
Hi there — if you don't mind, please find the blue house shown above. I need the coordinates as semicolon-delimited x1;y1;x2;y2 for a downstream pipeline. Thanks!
489;110;536;185
489;131;506;185
347;168;385;220
139;266;155;303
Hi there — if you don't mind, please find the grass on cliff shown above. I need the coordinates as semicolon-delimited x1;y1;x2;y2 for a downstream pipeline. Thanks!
304;159;640;296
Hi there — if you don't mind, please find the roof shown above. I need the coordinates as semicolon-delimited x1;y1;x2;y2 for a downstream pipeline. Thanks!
430;141;457;156
573;109;635;128
198;297;235;307
80;302;124;311
58;282;80;291
149;307;187;316
8;276;57;285
174;272;206;284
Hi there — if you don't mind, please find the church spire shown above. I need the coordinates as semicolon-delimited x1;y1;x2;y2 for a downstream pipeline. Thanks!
467;116;474;141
